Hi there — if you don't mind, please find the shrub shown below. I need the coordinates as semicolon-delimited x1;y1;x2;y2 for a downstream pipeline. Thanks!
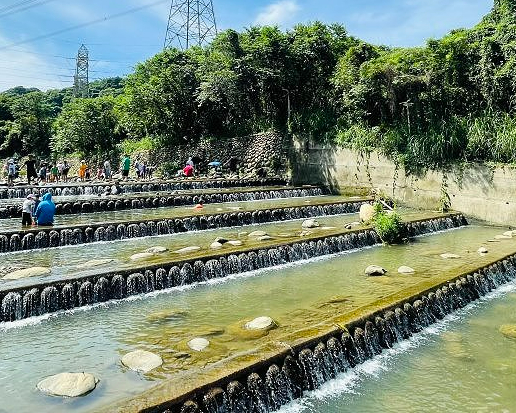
373;206;406;244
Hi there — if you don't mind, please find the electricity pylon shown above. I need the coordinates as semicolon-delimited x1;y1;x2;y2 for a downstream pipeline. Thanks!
73;44;89;98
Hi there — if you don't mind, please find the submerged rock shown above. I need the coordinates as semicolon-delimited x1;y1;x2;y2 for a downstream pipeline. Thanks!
495;235;512;240
440;253;461;259
248;231;268;238
121;350;163;373
499;324;516;339
210;241;223;249
477;247;488;254
244;316;277;331
345;221;361;230
144;246;168;254
257;235;273;241
227;240;243;246
398;266;415;274
174;246;201;254
503;231;514;237
76;259;113;269
37;372;99;397
130;252;154;261
359;204;375;223
365;265;387;276
187;337;210;352
3;267;50;280
146;309;188;323
301;219;320;229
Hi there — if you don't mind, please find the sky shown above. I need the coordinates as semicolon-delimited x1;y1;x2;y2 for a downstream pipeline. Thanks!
0;0;493;92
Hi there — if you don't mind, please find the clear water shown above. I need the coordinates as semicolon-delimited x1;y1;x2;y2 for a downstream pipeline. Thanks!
0;195;357;231
279;282;516;413
1;225;515;413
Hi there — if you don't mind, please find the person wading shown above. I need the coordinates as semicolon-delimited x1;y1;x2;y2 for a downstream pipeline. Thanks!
34;193;56;226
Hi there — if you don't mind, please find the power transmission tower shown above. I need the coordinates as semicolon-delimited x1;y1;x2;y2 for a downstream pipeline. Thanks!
164;0;217;50
73;44;89;98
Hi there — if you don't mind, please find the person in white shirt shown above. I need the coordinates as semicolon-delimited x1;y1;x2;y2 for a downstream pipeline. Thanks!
22;194;34;226
103;160;111;180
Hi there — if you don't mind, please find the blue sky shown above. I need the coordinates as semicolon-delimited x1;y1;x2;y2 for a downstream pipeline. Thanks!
0;0;492;92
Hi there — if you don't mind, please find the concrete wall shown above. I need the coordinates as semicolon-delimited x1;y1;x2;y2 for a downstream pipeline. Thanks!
293;144;516;226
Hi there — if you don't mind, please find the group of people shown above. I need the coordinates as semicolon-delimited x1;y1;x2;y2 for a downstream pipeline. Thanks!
21;192;55;226
5;156;71;186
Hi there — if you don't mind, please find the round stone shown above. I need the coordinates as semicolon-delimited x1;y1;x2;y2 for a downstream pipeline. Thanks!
37;372;99;397
244;316;277;331
210;241;223;249
3;267;50;280
365;265;387;276
477;247;488;254
130;252;154;261
301;219;320;229
257;235;273;241
248;231;268;238
76;259;113;269
398;266;415;274
227;240;243;246
359;204;375;222
121;350;163;373
174;246;201;254
187;337;210;352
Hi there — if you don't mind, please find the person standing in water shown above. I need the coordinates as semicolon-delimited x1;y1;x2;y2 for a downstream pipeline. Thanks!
122;154;130;180
34;193;55;226
21;194;34;226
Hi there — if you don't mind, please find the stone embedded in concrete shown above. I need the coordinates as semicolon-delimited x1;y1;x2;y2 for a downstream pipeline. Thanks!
144;246;168;254
121;350;163;373
244;316;277;331
365;265;387;276
440;253;461;259
37;372;99;397
3;266;50;280
359;204;375;223
398;266;415;274
499;324;516;339
301;219;320;229
174;246;201;254
187;338;210;352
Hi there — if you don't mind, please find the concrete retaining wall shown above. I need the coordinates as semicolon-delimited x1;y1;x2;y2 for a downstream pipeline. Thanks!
293;145;516;226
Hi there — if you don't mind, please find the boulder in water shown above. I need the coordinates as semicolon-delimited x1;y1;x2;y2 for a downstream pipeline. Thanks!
477;247;488;254
130;252;155;261
248;230;268;238
144;246;168;254
440;253;461;259
499;324;516;339
187;337;210;352
37;372;99;397
244;316;277;331
121;350;163;373
301;219;320;229
503;231;514;238
210;241;223;249
3;267;50;280
76;259;113;269
365;265;387;276
398;266;415;274
174;246;201;254
359;204;375;223
214;237;229;244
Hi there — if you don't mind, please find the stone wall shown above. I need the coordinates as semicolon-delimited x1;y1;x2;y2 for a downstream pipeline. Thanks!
292;144;516;226
145;131;288;176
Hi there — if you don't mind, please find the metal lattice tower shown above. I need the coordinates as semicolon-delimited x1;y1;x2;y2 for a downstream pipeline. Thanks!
73;44;89;98
164;0;217;50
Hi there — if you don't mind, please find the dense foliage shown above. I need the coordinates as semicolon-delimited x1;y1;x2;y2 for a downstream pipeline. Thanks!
372;203;406;245
0;1;515;170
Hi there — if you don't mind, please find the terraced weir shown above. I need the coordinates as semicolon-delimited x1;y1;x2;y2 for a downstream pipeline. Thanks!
0;185;322;218
1;180;516;413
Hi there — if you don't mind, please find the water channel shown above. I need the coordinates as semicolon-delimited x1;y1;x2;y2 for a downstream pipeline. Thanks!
1;224;514;412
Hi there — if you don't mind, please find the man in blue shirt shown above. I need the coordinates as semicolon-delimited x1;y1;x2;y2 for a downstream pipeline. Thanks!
34;193;56;226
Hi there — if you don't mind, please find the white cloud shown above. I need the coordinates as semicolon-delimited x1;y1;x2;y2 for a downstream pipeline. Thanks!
254;0;301;26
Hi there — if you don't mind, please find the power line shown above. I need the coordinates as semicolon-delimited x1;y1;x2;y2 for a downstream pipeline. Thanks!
0;0;57;18
0;0;171;51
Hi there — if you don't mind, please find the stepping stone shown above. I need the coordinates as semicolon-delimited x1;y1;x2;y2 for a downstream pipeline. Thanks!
398;266;415;274
121;350;163;373
365;265;387;276
187;338;210;352
37;372;99;397
244;316;277;331
3;267;50;280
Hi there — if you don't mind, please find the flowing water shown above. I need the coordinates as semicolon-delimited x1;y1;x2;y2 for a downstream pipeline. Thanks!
1;224;515;412
278;282;516;413
0;195;357;231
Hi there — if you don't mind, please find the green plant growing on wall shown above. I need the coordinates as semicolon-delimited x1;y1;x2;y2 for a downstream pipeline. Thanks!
439;174;451;212
373;202;406;244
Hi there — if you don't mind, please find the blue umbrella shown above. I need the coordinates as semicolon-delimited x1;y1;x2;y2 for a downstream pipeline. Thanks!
208;161;221;167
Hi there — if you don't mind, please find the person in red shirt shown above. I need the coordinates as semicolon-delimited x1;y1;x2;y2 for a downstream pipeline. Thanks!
183;164;194;177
